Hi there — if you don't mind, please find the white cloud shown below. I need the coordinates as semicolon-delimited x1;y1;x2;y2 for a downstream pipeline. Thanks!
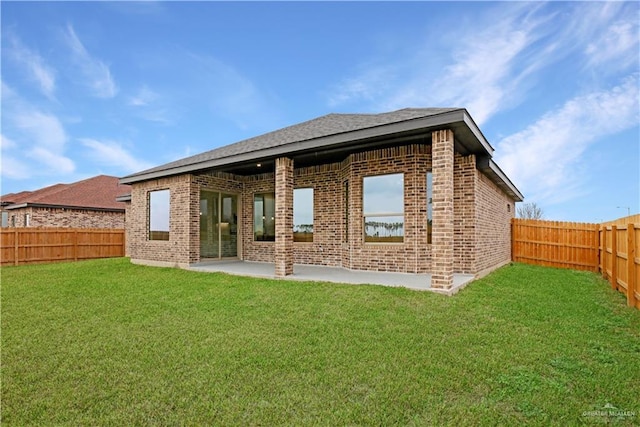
5;33;56;99
1;134;17;150
421;13;543;125
326;3;638;126
559;2;639;72
127;85;171;124
0;155;31;180
585;18;639;70
27;147;75;174
63;24;117;98
1;81;75;176
79;138;153;173
326;4;554;124
12;110;67;152
327;66;396;108
128;85;159;107
495;74;640;204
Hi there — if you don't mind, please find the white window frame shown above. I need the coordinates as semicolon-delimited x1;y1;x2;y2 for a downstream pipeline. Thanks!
362;173;404;244
293;188;314;243
148;189;170;241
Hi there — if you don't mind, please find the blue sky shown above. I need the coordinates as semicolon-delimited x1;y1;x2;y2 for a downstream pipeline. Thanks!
1;1;638;222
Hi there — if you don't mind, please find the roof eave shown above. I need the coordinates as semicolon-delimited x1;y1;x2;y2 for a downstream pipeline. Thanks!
461;109;494;156
477;156;524;202
3;202;126;212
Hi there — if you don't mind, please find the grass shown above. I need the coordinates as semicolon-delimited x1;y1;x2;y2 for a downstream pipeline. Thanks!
2;259;639;426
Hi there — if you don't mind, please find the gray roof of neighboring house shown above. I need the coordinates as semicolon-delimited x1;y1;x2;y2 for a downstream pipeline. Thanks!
121;107;523;200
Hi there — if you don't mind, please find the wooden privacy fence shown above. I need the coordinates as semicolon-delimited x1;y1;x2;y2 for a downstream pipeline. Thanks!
600;224;639;309
511;219;600;272
512;218;639;309
0;228;125;266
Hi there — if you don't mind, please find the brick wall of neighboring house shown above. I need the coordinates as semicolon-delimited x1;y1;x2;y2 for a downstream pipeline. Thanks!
1;206;125;228
475;171;515;273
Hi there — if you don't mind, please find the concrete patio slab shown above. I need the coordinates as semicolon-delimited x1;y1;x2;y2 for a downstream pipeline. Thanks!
189;260;475;294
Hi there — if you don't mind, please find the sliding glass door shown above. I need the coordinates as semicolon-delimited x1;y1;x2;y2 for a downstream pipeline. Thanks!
200;190;238;259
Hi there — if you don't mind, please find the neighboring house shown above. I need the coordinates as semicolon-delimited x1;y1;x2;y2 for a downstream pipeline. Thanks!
120;108;523;291
0;175;131;229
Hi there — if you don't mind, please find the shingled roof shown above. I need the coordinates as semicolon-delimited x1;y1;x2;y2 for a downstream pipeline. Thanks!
122;108;476;180
119;107;522;200
1;175;132;211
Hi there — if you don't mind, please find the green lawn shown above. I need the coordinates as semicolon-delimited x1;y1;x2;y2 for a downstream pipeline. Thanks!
2;259;639;426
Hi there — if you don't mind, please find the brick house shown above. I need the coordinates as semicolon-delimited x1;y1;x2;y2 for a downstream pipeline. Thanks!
1;175;131;229
120;108;522;291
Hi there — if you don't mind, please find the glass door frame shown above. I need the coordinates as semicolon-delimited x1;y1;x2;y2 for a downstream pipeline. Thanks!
199;189;241;260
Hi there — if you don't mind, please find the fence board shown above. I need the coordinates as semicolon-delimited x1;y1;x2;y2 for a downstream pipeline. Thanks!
0;228;124;266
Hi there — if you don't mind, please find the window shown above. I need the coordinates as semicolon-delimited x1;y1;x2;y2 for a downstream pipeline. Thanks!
254;193;275;241
294;188;313;242
363;173;404;243
149;189;170;240
1;212;7;227
24;214;31;227
427;172;433;244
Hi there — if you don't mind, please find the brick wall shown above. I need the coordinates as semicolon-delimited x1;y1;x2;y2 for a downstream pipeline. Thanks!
347;144;432;273
293;163;343;266
241;164;345;267
274;157;294;276
453;154;477;274
475;171;515;273
1;206;125;228
126;141;515;277
127;174;193;267
431;130;455;288
242;173;276;263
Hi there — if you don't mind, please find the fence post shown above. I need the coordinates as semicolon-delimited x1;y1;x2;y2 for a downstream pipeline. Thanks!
511;219;515;262
611;225;617;290
14;229;19;266
599;226;604;278
602;226;610;281
627;223;637;307
593;224;600;273
73;230;78;261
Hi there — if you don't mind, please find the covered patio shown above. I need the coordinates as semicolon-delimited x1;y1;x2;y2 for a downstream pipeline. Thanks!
189;260;475;295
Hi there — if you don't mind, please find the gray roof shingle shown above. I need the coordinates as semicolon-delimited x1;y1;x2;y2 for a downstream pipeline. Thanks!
127;108;460;178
